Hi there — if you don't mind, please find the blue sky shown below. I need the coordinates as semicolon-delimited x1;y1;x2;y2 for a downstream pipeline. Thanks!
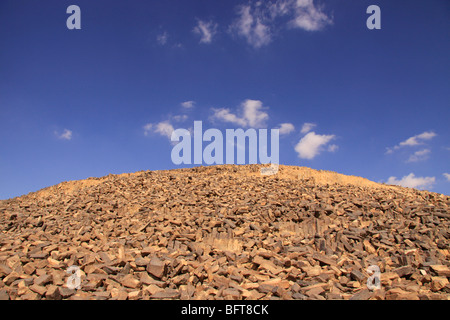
1;0;449;199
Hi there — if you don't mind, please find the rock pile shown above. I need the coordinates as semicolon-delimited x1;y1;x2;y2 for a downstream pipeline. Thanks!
0;165;449;300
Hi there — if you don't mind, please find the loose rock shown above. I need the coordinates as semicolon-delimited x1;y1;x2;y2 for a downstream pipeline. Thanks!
0;164;448;300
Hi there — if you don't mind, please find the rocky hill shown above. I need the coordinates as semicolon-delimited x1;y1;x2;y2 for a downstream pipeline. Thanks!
0;165;449;300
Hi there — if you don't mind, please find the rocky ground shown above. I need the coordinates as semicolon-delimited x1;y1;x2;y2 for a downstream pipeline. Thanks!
0;165;449;300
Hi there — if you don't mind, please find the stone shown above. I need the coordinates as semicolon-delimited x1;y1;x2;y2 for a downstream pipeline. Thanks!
304;265;322;277
51;270;66;286
305;286;325;297
311;252;336;266
381;272;399;284
30;251;49;259
431;277;449;292
363;240;376;254
3;271;20;286
252;256;283;275
47;258;64;269
150;288;180;299
0;264;13;277
21;290;40;300
349;289;373;300
0;289;9;300
23;263;36;275
243;290;265;300
347;281;361;288
350;270;366;282
261;278;290;289
257;284;277;294
29;284;47;296
46;285;62;300
146;257;166;279
128;290;142;300
34;274;52;286
135;257;149;267
222;288;241;299
110;288;128;300
139;273;165;287
430;265;450;277
393;266;414;278
59;287;76;299
144;284;164;296
385;288;419;300
93;291;111;300
0;164;449;300
120;274;141;289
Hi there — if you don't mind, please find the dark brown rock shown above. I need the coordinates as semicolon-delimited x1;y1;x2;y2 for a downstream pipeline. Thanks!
45;285;62;300
0;289;9;300
146;257;166;279
150;288;180;299
350;289;373;300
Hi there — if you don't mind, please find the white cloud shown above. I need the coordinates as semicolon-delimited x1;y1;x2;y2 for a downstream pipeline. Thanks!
212;108;248;127
193;20;218;44
300;122;316;134
289;0;333;31
55;129;72;140
443;173;450;182
386;173;435;190
230;5;272;48
399;131;437;147
295;131;335;159
406;148;431;163
181;101;195;109
143;121;174;140
243;100;269;127
212;99;269;128
278;123;295;135
156;31;168;45
387;131;437;154
154;121;174;139
269;0;293;18
327;144;339;152
230;0;332;48
172;114;188;122
143;123;153;136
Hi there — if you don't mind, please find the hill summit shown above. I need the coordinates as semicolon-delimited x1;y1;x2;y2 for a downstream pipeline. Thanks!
0;165;449;300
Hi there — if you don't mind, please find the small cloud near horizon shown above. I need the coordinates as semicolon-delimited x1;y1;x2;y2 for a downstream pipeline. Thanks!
386;131;437;154
211;99;269;128
295;130;336;160
386;173;435;190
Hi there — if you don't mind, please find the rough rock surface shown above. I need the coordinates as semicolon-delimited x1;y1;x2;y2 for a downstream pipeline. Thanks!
0;165;449;300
